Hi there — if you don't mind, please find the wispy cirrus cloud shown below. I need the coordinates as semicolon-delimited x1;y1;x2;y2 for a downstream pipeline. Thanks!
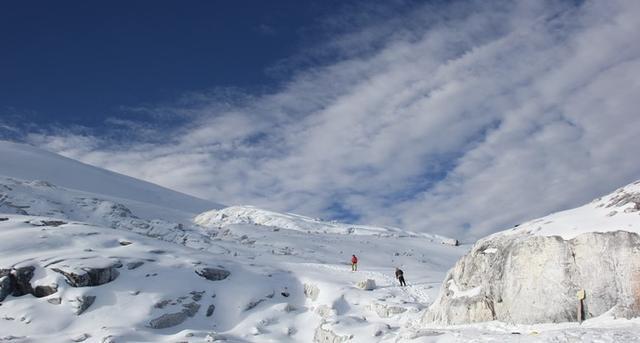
23;0;640;240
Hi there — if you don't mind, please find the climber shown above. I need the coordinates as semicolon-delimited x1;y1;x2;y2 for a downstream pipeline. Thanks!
395;267;406;286
351;254;358;271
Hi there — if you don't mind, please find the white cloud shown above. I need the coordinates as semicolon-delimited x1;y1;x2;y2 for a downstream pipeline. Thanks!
28;0;640;240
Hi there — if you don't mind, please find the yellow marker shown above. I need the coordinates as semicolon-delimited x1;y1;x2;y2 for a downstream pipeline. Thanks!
577;289;585;300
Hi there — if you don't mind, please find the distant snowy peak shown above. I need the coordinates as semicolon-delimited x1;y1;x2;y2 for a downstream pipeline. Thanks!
194;205;459;244
502;179;640;239
195;205;368;234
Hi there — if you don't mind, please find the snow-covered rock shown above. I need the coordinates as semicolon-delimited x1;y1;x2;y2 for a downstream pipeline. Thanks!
313;323;353;343
304;283;321;301
71;295;96;315
425;180;640;325
356;279;376;291
51;259;121;287
5;266;36;297
371;301;407;318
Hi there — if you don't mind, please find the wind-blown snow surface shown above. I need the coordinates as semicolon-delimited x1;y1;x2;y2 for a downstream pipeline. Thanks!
2;141;640;342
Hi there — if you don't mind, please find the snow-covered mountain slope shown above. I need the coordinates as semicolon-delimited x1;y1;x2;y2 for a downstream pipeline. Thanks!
500;179;640;239
0;176;216;249
195;206;459;244
0;140;220;215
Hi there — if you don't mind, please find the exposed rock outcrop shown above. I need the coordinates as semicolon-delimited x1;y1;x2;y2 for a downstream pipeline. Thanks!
206;304;215;317
0;275;11;302
52;264;120;287
0;266;58;301
11;266;35;297
195;267;230;281
147;302;201;329
424;230;640;325
72;295;96;315
148;312;189;329
30;220;67;227
33;284;58;298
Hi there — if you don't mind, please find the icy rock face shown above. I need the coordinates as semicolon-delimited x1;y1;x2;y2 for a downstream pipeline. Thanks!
424;230;640;325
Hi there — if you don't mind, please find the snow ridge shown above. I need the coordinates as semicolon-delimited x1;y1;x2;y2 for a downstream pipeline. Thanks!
501;179;640;239
0;140;220;214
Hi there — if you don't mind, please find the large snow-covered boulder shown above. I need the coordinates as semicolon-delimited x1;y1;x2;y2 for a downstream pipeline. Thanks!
425;181;640;325
425;230;640;325
51;259;121;287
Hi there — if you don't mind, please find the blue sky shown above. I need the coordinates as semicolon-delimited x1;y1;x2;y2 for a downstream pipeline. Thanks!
2;0;640;240
0;0;360;125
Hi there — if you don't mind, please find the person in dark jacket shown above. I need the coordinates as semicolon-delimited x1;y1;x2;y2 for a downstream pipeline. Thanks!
351;255;358;271
395;267;406;286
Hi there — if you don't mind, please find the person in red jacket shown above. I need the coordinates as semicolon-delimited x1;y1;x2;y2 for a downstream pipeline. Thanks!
351;254;358;271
